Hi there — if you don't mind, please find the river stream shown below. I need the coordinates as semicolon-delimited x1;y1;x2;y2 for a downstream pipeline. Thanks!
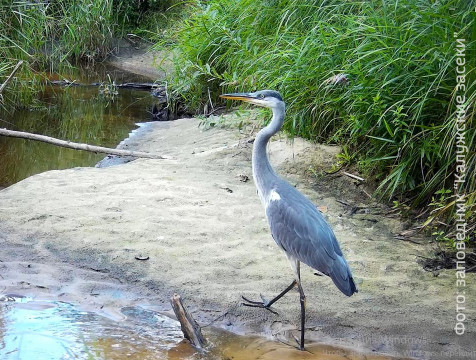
0;63;158;188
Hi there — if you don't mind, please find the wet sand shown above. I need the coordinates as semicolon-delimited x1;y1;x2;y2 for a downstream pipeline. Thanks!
0;114;474;359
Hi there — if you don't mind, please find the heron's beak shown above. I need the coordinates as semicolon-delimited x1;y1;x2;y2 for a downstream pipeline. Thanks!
219;92;254;102
220;92;267;107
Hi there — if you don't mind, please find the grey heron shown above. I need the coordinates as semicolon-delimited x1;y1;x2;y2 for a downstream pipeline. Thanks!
220;90;357;351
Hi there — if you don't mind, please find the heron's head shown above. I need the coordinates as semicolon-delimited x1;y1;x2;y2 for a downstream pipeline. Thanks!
220;90;283;109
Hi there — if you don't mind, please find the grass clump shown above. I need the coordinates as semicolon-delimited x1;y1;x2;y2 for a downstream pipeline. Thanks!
0;0;183;106
0;0;125;108
0;0;120;66
165;0;475;241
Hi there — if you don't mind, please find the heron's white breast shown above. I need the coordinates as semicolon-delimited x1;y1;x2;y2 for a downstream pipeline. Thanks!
269;190;281;201
265;189;281;208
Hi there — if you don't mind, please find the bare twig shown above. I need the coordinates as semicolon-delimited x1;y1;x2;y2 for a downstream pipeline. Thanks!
207;87;214;113
0;60;24;95
336;199;352;207
170;294;206;350
49;79;164;90
361;188;373;199
394;235;424;245
343;172;365;182
466;265;476;273
0;128;166;159
164;81;169;103
206;106;226;116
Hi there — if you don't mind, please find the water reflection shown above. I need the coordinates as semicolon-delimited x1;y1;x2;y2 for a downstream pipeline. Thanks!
0;64;159;188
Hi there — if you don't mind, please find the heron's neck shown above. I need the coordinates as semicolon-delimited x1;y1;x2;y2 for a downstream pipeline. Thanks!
252;103;285;202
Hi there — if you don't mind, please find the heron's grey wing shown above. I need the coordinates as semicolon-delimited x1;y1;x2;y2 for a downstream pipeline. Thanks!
266;193;357;296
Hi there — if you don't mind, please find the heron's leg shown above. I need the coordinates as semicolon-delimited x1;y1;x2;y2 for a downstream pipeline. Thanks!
241;279;297;309
296;279;306;351
287;255;306;351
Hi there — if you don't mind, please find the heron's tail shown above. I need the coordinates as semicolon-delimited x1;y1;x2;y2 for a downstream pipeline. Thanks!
330;256;358;297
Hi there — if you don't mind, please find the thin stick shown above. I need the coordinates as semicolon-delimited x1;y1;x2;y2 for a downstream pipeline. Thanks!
336;199;352;207
0;128;165;159
0;61;24;94
343;171;365;182
207;87;214;113
361;188;372;199
170;294;206;350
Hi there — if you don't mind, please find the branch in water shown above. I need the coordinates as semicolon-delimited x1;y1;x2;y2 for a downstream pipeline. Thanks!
0;61;24;95
0;128;166;160
170;294;206;350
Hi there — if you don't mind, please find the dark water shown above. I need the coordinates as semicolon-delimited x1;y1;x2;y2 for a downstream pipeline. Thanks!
0;64;159;188
0;296;395;360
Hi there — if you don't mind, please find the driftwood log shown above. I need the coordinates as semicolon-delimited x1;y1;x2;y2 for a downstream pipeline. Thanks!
48;79;164;91
170;294;206;350
0;128;165;159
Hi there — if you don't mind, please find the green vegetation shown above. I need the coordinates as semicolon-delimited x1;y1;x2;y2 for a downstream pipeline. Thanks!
0;0;182;105
0;0;474;245
0;0;119;66
116;0;184;42
165;0;475;243
0;0;123;109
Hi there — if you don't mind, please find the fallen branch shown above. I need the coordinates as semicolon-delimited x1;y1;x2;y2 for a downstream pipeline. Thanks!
0;60;24;94
0;128;165;159
170;294;206;350
343;171;365;182
48;79;164;91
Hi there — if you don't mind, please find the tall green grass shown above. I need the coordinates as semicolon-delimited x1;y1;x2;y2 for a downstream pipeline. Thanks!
0;0;124;108
0;0;180;102
114;0;182;28
167;0;475;237
56;0;117;62
0;0;120;66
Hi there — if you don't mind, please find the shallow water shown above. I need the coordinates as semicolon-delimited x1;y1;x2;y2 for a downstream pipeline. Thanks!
0;295;396;360
0;295;182;359
0;64;159;188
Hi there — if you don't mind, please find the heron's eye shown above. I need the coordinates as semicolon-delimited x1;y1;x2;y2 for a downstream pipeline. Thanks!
259;94;265;99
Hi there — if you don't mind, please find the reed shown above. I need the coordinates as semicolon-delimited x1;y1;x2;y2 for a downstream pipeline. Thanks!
0;0;123;108
165;0;475;242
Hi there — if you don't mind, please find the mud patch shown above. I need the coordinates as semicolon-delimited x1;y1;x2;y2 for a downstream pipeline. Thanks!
420;250;476;272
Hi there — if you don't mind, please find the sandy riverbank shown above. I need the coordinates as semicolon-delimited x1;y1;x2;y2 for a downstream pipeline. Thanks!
0;113;474;359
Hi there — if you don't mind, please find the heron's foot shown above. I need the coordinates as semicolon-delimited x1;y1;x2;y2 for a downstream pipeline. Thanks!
242;293;270;306
241;295;279;315
292;332;305;351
